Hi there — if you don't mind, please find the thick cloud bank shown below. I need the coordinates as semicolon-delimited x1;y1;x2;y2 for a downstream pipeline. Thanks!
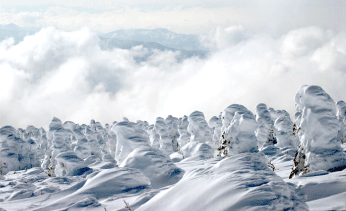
0;26;346;128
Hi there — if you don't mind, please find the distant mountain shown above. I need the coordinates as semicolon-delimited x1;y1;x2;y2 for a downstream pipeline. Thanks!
99;37;207;61
101;28;205;51
0;23;39;43
0;25;207;60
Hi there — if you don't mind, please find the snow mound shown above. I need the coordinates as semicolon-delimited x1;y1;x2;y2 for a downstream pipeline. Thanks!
290;85;346;178
33;168;152;211
120;147;184;188
137;153;308;211
76;168;151;199
54;151;91;176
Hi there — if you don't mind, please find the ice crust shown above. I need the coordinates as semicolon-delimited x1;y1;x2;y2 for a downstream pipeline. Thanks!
1;85;346;211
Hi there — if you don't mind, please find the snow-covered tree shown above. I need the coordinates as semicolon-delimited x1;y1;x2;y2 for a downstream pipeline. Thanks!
208;115;222;148
180;111;214;159
255;103;277;149
218;104;258;157
289;85;346;178
336;101;346;144
177;115;190;148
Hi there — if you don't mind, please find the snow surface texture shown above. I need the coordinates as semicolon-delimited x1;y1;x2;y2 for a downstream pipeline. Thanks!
1;85;346;210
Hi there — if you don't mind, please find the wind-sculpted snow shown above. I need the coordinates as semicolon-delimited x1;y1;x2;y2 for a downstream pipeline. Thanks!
137;153;309;211
218;104;258;157
120;147;184;188
290;85;346;178
54;152;91;177
77;168;151;197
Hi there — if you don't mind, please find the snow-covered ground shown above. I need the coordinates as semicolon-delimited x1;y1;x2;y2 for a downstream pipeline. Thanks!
1;85;346;211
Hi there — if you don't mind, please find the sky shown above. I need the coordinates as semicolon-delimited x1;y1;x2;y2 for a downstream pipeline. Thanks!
0;1;346;129
1;0;346;35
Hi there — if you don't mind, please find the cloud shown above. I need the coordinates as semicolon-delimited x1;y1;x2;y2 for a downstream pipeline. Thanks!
0;26;346;129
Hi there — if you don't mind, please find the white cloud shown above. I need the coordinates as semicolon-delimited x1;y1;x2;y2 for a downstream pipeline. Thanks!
0;26;346;129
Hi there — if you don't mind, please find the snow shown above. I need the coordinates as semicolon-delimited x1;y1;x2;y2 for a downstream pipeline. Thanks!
137;152;308;211
1;85;346;211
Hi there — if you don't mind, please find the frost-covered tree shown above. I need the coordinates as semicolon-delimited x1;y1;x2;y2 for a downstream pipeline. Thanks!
42;118;74;176
289;85;346;178
274;116;298;148
0;125;44;175
112;121;150;164
112;120;183;188
177;115;190;148
164;115;180;152
218;104;258;157
180;111;214;159
0;126;25;174
149;116;180;155
208;115;222;149
336;101;346;144
148;124;160;149
255;103;277;149
268;108;298;148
